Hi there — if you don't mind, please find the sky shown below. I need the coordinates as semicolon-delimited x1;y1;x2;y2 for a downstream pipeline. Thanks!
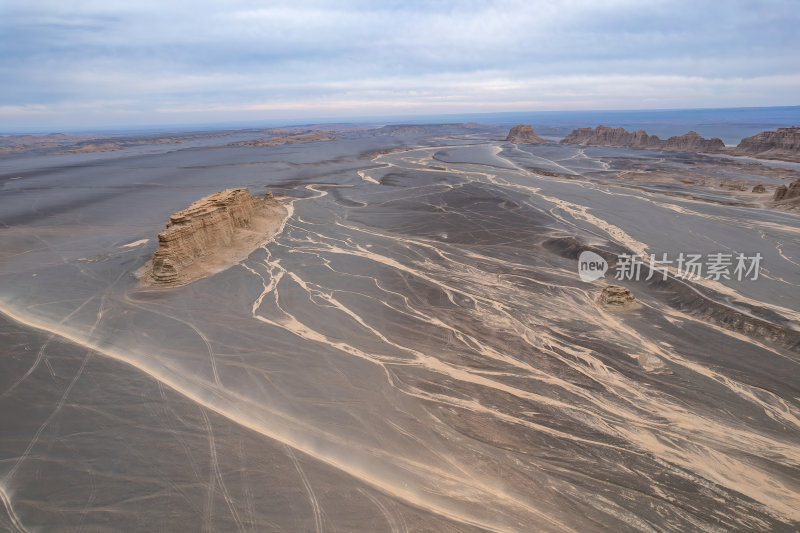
0;0;798;130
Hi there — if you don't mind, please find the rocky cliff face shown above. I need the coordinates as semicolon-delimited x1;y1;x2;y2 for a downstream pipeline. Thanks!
773;179;800;202
560;126;660;149
733;127;800;162
506;124;546;144
661;131;725;152
560;125;724;153
143;188;286;287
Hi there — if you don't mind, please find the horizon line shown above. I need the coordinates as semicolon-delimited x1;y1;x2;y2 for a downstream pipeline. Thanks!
3;103;799;136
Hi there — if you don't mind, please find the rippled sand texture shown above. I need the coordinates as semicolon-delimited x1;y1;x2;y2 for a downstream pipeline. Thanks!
1;129;799;532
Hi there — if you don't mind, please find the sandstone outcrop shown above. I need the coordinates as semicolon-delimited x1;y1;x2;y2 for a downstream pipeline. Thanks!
596;285;637;310
773;179;800;201
732;127;800;162
752;184;766;193
661;131;725;152
141;188;287;287
561;126;661;149
560;125;724;153
506;124;546;144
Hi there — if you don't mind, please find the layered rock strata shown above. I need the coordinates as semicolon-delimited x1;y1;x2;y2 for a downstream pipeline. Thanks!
560;125;724;153
773;179;800;202
506;124;546;144
142;188;286;287
560;125;800;162
661;131;725;152
733;127;800;162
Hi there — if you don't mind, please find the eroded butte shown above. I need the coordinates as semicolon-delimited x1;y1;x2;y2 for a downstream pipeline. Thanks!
140;188;287;287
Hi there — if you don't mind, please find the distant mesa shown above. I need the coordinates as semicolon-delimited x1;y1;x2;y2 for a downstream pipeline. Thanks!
560;125;724;153
374;123;489;135
596;284;637;310
63;142;124;154
230;130;335;147
140;188;287;287
732;126;800;162
506;124;546;144
560;124;800;163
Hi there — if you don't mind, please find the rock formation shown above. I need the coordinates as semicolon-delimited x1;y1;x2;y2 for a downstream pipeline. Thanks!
637;353;666;372
142;188;287;287
661;131;725;152
773;179;800;201
561;126;660;149
732;127;800;162
560;124;800;162
560;125;724;153
752;184;766;193
230;131;334;147
506;124;546;144
596;285;637;310
375;123;488;136
63;142;124;154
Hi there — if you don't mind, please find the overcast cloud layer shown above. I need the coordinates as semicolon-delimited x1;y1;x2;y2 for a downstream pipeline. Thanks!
0;0;798;130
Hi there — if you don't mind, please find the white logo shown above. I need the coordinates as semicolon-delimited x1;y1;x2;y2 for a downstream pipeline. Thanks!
578;251;608;282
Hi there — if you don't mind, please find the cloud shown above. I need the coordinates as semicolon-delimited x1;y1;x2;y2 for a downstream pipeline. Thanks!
0;0;797;129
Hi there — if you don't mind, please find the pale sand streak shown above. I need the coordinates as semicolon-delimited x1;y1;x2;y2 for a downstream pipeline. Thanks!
246;212;800;521
331;145;800;520
0;302;568;533
3;141;798;529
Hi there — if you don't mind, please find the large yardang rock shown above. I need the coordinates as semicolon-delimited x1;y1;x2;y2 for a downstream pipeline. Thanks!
596;285;637;310
733;126;800;162
141;188;287;287
661;131;725;152
561;125;661;149
773;179;800;201
560;125;723;153
506;124;545;144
